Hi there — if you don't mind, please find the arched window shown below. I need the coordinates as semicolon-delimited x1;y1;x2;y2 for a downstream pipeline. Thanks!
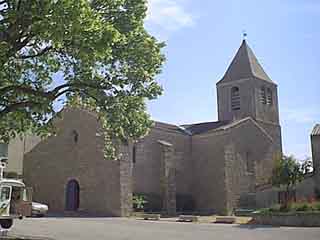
260;87;267;104
231;87;240;110
267;88;273;105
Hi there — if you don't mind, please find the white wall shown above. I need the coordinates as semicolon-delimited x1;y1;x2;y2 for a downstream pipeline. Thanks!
6;135;41;175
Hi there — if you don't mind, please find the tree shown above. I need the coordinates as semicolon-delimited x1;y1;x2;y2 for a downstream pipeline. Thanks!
271;155;306;207
0;0;165;157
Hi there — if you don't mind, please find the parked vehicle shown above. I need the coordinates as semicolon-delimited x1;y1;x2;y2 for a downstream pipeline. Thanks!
0;145;32;229
32;202;48;217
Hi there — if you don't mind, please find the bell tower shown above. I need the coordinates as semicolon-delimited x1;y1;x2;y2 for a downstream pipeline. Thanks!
216;40;280;125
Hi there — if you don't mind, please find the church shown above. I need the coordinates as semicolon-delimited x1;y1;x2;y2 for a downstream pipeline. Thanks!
23;40;283;216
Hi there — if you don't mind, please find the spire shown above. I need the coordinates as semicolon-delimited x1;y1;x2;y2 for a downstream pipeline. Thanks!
218;40;272;84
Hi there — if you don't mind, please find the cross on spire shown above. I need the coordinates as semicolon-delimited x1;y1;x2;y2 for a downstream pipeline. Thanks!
242;31;248;40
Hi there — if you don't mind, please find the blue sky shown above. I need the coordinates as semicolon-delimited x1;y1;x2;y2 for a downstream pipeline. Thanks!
144;0;320;159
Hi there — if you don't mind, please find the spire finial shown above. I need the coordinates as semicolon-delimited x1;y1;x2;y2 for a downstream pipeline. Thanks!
242;30;247;41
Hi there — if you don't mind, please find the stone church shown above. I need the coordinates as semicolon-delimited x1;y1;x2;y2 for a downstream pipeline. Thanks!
23;40;283;216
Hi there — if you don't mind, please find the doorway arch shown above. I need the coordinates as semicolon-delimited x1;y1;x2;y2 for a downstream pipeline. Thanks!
65;179;80;211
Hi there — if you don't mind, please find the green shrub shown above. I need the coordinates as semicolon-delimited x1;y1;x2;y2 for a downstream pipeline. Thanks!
279;202;293;212
133;194;147;211
269;204;281;212
294;203;309;212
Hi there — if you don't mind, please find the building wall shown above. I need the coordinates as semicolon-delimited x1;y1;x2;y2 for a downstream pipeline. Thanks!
312;135;320;192
223;119;275;213
255;177;315;209
133;124;192;197
256;120;282;153
217;78;280;127
217;78;256;122
252;79;279;124
6;135;41;175
23;108;132;216
192;131;227;214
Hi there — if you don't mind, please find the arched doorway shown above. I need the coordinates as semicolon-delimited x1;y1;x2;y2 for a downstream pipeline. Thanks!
65;179;80;211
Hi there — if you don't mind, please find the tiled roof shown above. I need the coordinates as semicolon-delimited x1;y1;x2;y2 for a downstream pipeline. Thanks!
218;40;273;84
154;121;187;134
311;124;320;136
181;121;231;135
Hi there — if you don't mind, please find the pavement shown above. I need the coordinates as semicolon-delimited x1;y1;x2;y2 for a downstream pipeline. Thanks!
8;217;320;240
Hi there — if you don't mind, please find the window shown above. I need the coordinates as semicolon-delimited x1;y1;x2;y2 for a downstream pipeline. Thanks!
267;88;273;105
246;152;254;174
231;87;240;110
260;87;267;104
72;130;79;143
0;187;11;201
132;145;136;164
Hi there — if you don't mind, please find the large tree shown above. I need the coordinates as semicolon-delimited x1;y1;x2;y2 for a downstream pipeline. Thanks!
0;0;165;155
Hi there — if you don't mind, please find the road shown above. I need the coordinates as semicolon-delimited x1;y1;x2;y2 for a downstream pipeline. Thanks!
9;217;320;240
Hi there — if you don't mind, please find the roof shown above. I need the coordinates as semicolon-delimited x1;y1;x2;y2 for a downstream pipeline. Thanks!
218;40;273;84
154;121;188;134
311;124;320;136
0;178;25;187
181;121;230;135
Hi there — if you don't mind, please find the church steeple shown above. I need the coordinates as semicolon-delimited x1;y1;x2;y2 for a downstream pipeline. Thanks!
218;40;272;84
216;40;280;124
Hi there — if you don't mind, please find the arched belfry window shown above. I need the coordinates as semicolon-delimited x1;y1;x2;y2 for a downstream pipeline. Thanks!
231;87;240;110
267;88;273;105
260;87;267;104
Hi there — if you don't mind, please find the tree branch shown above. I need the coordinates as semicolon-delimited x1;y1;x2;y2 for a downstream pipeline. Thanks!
0;100;43;116
18;45;53;59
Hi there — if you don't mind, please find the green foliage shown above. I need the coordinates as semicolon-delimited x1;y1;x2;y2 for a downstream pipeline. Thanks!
132;194;147;211
271;155;305;191
0;0;165;158
271;154;312;207
260;201;320;214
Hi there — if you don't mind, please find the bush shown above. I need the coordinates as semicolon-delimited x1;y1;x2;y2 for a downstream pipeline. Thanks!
294;203;309;212
132;194;147;211
261;201;320;214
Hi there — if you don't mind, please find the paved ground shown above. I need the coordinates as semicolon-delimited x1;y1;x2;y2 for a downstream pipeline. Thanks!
9;217;320;240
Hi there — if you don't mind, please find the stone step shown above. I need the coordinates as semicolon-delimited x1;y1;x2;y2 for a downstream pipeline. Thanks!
215;216;236;224
178;215;199;222
139;213;161;220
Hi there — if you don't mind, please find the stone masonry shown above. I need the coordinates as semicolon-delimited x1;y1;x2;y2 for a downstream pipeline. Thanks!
158;140;176;216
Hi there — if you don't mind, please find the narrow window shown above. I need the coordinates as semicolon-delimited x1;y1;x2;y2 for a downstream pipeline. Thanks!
246;152;253;173
231;87;240;110
267;88;273;105
260;87;267;104
72;130;79;143
132;145;136;164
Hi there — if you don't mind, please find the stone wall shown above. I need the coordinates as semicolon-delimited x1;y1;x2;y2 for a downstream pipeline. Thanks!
158;140;176;216
192;131;227;214
23;108;131;216
255;177;316;209
6;135;41;175
312;134;320;193
217;78;256;122
217;78;279;125
223;118;275;213
133;122;192;209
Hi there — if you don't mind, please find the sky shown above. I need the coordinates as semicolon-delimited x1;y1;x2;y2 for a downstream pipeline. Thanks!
144;0;320;160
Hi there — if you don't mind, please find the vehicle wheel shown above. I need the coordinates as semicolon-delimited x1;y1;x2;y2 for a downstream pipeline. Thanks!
0;219;13;229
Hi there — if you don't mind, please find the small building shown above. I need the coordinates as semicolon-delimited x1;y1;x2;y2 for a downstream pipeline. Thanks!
311;124;320;194
24;40;283;216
